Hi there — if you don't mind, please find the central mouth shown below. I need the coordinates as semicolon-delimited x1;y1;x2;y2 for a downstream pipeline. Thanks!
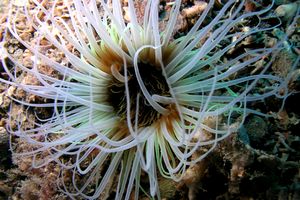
107;62;171;127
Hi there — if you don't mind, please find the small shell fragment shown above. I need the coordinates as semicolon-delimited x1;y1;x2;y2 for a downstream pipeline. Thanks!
13;0;27;7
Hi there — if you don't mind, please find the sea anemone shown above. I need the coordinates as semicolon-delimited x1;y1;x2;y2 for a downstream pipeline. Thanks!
1;0;291;199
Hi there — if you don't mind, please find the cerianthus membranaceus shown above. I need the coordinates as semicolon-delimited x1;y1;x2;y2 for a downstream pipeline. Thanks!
1;0;294;199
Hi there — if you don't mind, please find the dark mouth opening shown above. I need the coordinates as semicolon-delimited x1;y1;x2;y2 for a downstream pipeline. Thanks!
107;62;170;127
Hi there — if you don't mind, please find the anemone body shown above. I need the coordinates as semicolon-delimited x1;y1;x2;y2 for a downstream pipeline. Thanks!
1;0;290;199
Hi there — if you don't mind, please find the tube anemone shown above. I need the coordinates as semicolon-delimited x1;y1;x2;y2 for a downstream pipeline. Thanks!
1;0;292;199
